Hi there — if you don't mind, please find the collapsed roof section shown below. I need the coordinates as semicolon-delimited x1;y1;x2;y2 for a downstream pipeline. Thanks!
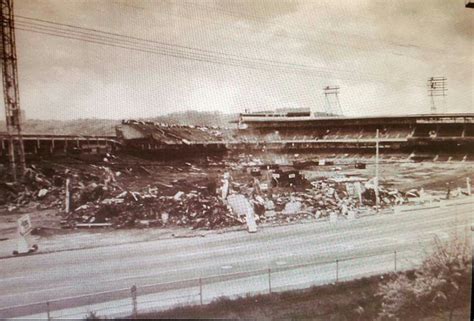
117;120;224;145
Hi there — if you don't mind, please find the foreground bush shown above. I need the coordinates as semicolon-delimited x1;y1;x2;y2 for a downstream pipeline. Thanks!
378;234;471;321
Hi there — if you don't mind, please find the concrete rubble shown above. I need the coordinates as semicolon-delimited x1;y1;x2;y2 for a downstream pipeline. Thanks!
0;154;466;232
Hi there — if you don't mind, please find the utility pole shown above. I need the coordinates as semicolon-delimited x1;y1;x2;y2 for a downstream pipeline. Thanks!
1;0;25;182
375;128;380;211
427;77;447;114
323;85;343;116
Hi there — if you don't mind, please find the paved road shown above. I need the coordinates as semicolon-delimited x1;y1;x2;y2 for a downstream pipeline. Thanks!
0;198;472;319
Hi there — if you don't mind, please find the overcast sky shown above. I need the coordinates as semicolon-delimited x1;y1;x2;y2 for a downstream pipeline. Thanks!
2;0;472;120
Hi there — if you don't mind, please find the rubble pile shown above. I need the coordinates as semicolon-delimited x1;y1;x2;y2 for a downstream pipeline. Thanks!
219;160;410;226
0;159;242;230
224;178;406;225
2;152;464;233
0;161;122;211
1;165;68;209
67;188;238;229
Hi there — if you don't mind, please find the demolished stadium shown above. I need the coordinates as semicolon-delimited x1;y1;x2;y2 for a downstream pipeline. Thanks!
1;113;473;160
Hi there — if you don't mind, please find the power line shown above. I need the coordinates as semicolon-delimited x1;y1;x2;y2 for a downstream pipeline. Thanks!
14;21;345;75
15;24;419;88
173;1;410;58
15;16;425;87
177;1;468;60
16;22;390;113
15;16;388;80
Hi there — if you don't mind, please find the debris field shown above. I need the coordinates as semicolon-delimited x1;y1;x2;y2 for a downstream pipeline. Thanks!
2;152;467;232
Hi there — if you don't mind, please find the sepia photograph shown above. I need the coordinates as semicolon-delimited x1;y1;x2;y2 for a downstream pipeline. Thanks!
0;0;473;320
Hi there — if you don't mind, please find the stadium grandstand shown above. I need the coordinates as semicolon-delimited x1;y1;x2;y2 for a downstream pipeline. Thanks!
235;111;474;159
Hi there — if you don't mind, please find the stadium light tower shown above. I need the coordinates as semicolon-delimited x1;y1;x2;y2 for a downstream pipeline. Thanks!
427;77;447;114
1;0;25;181
323;86;343;116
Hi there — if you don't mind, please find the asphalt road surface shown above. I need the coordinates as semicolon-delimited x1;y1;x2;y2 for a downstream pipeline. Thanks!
0;198;472;319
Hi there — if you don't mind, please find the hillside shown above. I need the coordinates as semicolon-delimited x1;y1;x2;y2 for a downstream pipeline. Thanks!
0;111;237;136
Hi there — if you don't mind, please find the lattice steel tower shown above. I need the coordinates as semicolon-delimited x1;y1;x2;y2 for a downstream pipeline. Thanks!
1;0;25;181
427;77;447;114
323;85;343;116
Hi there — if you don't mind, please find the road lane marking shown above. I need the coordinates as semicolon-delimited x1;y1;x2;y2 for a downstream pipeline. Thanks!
2;213;464;283
2;202;472;317
2;203;469;268
3;217;465;288
0;276;28;283
2;206;470;294
0;239;460;314
154;215;461;262
0;284;78;301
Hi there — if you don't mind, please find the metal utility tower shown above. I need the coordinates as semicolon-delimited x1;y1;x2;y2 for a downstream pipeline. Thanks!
1;0;25;181
323;86;343;116
427;77;447;114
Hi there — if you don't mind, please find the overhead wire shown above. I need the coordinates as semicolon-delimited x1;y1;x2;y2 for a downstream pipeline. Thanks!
178;0;467;60
16;22;386;111
15;16;425;88
16;25;360;82
15;16;386;79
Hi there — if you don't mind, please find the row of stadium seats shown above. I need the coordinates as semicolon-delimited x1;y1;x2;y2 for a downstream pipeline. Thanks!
411;125;470;138
236;124;473;142
236;126;412;142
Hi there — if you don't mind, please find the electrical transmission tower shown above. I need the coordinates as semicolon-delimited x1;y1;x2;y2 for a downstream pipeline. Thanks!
1;0;25;181
427;77;447;114
323;85;343;116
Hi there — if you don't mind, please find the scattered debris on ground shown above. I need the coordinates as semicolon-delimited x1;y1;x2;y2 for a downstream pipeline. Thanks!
0;153;472;232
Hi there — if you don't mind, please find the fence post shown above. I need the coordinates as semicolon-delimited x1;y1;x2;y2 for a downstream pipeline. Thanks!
46;301;51;321
394;250;397;272
336;259;339;283
131;285;137;319
199;277;203;305
268;268;272;294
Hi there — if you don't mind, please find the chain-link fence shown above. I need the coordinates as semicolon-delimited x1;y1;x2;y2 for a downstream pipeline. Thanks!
31;248;421;320
1;198;471;320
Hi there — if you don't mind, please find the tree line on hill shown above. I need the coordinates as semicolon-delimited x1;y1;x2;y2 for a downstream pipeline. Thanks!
0;111;238;136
